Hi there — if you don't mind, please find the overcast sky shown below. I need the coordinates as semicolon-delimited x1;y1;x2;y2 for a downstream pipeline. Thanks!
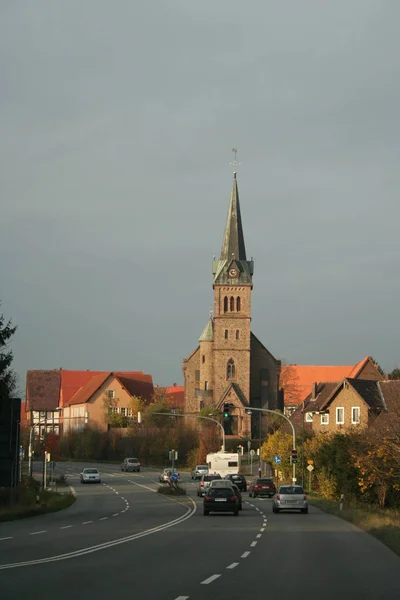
1;0;400;395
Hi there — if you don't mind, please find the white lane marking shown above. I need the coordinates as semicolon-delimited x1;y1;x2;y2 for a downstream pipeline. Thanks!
69;486;76;496
0;537;13;541
0;499;197;570
82;521;93;525
99;517;108;521
250;541;258;547
174;597;189;600
60;526;73;530
30;531;46;536
241;551;251;558
227;562;239;569
260;528;265;532
112;513;119;517
128;479;156;493
201;574;221;585
256;534;262;538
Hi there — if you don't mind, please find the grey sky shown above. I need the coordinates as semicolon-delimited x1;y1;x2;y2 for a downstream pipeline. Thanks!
1;0;400;394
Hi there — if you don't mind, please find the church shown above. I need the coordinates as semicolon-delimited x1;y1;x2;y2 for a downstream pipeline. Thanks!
183;172;282;439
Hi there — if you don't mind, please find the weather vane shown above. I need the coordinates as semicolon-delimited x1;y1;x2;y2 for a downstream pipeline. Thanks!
230;148;241;170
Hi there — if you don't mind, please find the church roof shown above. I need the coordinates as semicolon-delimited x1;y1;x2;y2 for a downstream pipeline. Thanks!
199;317;214;342
220;173;247;261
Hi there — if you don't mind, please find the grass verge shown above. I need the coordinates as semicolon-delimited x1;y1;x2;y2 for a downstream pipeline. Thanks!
157;484;187;496
308;494;400;556
0;489;76;522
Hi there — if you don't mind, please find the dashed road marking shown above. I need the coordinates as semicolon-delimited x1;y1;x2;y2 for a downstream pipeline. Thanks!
201;574;221;585
241;551;251;558
112;513;119;517
82;521;93;525
250;541;258;547
256;534;262;538
227;562;239;569
60;526;73;530
30;531;46;536
0;537;13;541
260;528;265;532
99;517;108;521
174;596;189;599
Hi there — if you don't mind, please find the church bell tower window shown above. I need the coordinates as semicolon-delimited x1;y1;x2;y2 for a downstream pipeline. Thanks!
236;297;241;312
230;297;235;311
224;296;228;313
227;359;236;380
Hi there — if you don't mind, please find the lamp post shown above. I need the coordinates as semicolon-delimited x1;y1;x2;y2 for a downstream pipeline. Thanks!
245;407;297;484
152;412;226;452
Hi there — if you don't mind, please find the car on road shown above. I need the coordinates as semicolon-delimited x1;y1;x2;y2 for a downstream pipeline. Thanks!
224;473;247;491
197;473;222;496
121;457;141;472
159;468;180;483
209;479;243;509
191;464;209;480
203;486;240;516
80;468;101;484
272;485;308;514
248;477;276;498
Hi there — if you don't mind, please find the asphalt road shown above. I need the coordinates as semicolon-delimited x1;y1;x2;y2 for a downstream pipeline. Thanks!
0;462;399;600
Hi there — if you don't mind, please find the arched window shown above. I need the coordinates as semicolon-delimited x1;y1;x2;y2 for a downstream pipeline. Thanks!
223;296;228;313
230;296;235;311
227;359;236;380
236;296;241;312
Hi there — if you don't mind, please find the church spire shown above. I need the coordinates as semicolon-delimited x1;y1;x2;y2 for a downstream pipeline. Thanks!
219;172;247;261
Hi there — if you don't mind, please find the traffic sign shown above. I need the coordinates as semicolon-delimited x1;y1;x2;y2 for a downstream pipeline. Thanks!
250;449;255;456
273;455;281;464
307;464;314;472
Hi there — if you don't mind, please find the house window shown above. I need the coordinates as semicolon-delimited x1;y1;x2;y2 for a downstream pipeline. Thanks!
204;381;208;390
202;355;205;364
305;413;313;422
195;370;200;381
107;390;115;400
236;330;239;340
120;407;127;416
321;413;329;425
230;296;235;311
224;329;229;339
236;296;241;312
352;407;360;424
336;407;344;424
227;359;236;380
112;407;119;414
199;400;204;410
127;408;133;417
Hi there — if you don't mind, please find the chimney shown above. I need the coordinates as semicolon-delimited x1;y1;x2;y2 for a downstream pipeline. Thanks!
173;383;177;387
311;382;317;400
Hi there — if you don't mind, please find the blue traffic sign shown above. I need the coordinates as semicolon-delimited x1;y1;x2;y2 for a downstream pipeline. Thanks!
273;455;281;464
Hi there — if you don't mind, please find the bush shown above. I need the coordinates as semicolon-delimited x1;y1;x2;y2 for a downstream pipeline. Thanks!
157;484;186;496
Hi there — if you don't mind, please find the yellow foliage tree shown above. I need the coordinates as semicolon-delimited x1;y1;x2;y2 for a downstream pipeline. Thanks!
260;430;294;482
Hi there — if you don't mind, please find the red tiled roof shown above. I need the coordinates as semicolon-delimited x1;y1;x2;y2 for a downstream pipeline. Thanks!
65;371;154;407
281;364;354;406
66;373;111;406
60;370;108;407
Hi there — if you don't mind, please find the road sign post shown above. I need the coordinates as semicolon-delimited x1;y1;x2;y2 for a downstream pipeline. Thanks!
250;449;255;474
307;464;314;492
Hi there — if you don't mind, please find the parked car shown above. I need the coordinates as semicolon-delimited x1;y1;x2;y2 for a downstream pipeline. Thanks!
248;477;276;498
203;486;240;516
272;485;308;514
159;468;180;483
191;464;209;480
197;473;222;496
209;479;243;509
80;468;101;484
224;473;247;491
121;457;141;472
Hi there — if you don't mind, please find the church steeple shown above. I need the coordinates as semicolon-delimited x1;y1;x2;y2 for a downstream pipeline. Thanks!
213;172;254;286
220;172;247;261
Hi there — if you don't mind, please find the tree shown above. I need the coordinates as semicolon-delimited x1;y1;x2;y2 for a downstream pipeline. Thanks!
388;368;400;380
260;430;294;481
279;363;303;407
0;303;17;404
370;356;385;377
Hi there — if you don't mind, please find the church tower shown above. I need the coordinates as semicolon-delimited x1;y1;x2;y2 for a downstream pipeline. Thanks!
211;172;254;412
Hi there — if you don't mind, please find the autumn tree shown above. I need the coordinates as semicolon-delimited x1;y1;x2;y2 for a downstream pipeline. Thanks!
279;363;303;407
0;303;17;405
260;430;295;482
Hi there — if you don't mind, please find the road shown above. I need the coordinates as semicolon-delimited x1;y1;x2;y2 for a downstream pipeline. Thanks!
0;462;399;600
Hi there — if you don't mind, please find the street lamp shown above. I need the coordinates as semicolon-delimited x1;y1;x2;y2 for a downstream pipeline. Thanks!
152;411;226;452
245;407;297;484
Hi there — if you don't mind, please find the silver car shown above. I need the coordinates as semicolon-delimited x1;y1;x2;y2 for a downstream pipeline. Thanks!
191;464;209;480
159;468;180;483
197;473;222;496
272;485;308;514
80;468;101;484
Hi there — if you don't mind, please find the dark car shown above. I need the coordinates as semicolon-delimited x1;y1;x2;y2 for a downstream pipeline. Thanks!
203;486;240;516
121;457;141;472
248;477;276;498
224;473;247;492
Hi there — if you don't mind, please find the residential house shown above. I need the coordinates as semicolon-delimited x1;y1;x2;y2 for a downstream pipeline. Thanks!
25;369;154;434
280;356;382;414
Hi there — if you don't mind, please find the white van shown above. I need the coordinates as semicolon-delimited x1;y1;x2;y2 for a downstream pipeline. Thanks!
206;452;239;477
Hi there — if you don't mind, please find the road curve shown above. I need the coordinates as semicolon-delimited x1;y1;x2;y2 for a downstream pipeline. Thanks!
0;462;398;600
